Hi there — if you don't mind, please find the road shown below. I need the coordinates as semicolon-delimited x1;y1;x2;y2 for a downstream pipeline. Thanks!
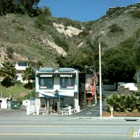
0;90;138;140
72;102;100;116
72;90;116;116
0;109;139;140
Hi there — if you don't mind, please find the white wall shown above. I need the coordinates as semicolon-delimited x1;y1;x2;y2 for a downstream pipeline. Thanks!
14;62;28;71
16;74;28;83
0;98;8;109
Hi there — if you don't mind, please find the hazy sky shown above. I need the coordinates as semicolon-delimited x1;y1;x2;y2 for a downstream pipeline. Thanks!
39;0;139;22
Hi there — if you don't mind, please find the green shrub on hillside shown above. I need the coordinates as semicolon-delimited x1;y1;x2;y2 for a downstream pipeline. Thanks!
7;53;13;59
131;10;140;18
108;24;124;33
106;8;117;16
34;14;52;30
57;18;82;30
119;37;135;49
78;31;89;38
7;47;14;54
15;26;26;31
34;15;45;30
136;28;140;38
54;37;69;52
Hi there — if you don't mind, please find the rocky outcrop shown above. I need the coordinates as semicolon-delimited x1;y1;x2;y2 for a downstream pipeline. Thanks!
53;23;82;37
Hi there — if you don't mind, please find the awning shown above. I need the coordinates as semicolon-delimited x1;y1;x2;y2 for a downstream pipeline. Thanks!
40;91;74;99
57;92;74;98
41;92;55;99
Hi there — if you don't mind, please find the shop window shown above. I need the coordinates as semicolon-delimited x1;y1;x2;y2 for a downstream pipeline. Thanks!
60;77;75;89
39;77;54;89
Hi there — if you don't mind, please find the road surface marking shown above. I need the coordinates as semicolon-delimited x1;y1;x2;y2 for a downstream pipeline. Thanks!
86;112;92;114
0;125;139;128
0;132;127;137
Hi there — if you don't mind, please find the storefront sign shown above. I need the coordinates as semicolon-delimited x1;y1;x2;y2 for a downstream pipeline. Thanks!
60;75;73;77
40;75;52;77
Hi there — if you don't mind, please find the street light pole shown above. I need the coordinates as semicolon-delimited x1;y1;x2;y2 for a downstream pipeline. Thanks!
99;40;102;117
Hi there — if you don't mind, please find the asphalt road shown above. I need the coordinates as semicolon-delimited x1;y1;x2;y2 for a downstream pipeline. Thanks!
0;109;140;140
0;90;138;140
72;90;116;117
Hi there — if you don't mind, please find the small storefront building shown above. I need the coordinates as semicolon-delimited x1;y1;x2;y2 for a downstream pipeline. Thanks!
35;68;80;113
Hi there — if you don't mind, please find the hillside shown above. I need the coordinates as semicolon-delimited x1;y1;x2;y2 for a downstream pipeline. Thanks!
0;3;140;68
0;2;140;100
0;14;82;67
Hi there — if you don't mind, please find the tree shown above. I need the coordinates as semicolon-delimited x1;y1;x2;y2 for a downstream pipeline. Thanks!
0;0;41;16
42;7;52;16
102;47;136;83
134;45;140;69
77;39;107;72
0;61;16;87
55;55;65;67
36;60;43;68
22;67;34;89
55;38;107;72
83;39;99;70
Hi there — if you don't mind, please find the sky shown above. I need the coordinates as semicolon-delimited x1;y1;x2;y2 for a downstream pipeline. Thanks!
39;0;139;22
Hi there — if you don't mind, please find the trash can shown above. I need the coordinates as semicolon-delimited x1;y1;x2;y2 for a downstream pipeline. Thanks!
11;101;21;109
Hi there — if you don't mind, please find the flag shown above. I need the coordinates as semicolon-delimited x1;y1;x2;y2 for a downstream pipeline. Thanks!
90;78;94;96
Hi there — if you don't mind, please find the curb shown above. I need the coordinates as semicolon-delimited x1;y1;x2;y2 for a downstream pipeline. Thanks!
75;116;140;121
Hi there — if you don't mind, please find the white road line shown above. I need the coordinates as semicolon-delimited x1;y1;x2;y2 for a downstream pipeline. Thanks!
86;112;92;114
0;132;127;137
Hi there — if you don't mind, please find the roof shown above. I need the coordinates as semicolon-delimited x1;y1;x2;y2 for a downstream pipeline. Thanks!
38;68;76;72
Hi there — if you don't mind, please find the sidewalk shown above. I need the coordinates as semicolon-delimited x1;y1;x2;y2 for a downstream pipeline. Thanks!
0;109;139;122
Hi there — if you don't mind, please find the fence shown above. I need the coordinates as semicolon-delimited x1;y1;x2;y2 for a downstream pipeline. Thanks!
26;105;76;115
61;106;75;115
26;106;36;115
